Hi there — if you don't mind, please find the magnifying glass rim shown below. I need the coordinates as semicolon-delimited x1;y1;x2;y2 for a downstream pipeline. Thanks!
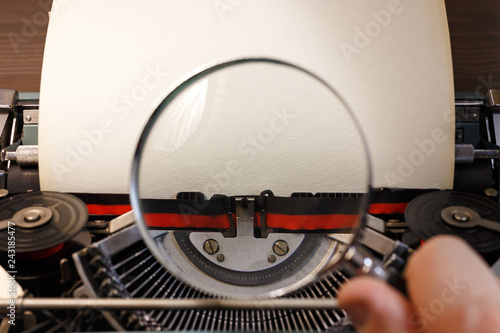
130;57;373;298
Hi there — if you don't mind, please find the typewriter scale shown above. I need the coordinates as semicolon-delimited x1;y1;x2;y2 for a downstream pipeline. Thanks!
1;63;500;333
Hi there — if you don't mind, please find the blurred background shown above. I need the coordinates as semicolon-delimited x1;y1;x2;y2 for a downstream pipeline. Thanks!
0;0;499;92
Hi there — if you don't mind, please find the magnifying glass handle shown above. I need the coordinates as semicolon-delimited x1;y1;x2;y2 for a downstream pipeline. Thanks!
386;269;408;296
343;245;408;296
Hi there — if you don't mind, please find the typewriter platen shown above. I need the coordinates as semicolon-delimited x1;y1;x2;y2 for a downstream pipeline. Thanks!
1;88;500;332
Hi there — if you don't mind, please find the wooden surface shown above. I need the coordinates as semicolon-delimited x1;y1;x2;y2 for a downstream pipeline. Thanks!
446;0;500;93
0;0;52;92
0;1;499;92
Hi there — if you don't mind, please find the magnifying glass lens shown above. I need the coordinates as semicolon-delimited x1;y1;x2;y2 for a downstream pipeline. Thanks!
131;59;370;298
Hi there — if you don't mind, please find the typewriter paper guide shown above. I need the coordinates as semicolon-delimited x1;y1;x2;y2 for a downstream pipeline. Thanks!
39;0;454;195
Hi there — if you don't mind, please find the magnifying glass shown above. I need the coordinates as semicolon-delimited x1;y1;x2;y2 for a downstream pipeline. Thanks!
130;58;373;298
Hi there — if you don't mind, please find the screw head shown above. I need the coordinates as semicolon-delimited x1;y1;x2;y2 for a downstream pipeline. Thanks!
273;240;289;256
203;239;219;255
452;212;470;222
23;212;41;223
485;188;499;198
268;254;276;263
217;254;225;262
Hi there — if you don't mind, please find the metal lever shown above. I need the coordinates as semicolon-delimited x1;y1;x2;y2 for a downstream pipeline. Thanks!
0;298;339;313
327;215;411;261
0;206;52;231
486;89;500;111
441;206;500;232
0;90;17;152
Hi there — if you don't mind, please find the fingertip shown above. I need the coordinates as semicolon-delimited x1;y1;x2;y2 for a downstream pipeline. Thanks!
405;235;489;276
403;235;500;332
337;277;376;328
405;235;500;306
338;277;416;333
406;235;472;276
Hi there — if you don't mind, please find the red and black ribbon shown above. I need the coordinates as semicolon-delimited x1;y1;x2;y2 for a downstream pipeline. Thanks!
138;193;365;232
254;194;363;231
72;188;435;232
142;197;233;230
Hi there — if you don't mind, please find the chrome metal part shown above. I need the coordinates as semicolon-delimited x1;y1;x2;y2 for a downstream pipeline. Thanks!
365;214;386;233
455;144;500;164
475;149;500;159
0;150;13;162
203;239;220;255
272;240;289;256
486;89;500;111
73;225;351;331
452;212;469;222
1;145;38;166
386;221;407;227
485;188;499;199
0;206;52;230
107;210;135;234
343;246;390;280
441;206;500;232
23;110;39;124
0;90;16;126
17;145;38;165
494;114;500;146
360;227;400;258
326;233;354;245
1;298;340;312
329;227;411;272
188;199;308;277
457;100;484;106
0;89;17;151
455;144;475;164
386;221;408;230
166;229;336;296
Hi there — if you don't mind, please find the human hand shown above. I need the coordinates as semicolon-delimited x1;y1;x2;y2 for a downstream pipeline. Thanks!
337;235;500;333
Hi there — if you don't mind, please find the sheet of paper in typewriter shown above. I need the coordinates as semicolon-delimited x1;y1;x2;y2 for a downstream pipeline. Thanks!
39;0;454;195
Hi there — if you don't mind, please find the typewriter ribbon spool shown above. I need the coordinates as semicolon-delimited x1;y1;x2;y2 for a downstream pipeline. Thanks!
0;192;91;294
0;191;88;255
405;190;500;253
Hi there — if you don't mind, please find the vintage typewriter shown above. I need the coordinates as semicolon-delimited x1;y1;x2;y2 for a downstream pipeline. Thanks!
1;80;500;332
